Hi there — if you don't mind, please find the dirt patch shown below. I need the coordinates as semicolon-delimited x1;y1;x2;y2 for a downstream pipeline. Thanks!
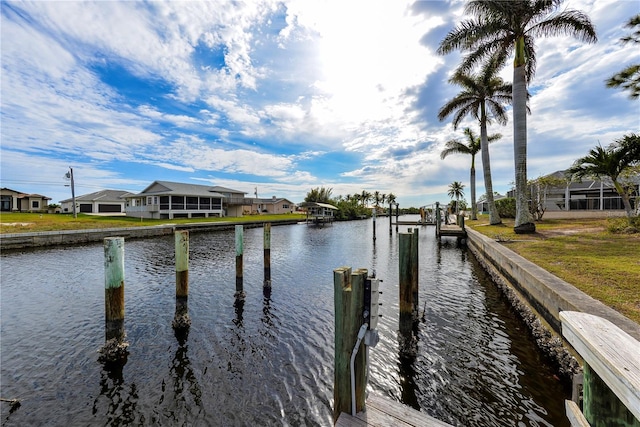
538;226;605;238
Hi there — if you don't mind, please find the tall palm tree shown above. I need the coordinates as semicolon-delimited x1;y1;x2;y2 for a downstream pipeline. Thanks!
566;134;640;219
606;14;640;99
437;59;511;225
360;190;371;207
438;0;597;233
447;181;465;215
441;127;502;220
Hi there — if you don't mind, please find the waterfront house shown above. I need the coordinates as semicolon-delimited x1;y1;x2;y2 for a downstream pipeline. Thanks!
0;187;50;212
508;170;639;212
124;181;252;219
60;189;134;214
246;196;296;215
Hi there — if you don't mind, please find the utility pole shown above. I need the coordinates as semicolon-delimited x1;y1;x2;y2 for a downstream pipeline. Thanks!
65;167;77;218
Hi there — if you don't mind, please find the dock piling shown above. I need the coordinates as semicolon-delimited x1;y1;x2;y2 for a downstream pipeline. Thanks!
333;267;367;423
399;232;413;333
101;237;128;362
264;223;271;288
235;225;245;299
173;230;191;330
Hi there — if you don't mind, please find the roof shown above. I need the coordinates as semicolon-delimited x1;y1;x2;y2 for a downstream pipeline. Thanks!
1;188;51;200
134;181;245;198
299;201;338;210
60;189;134;203
251;197;295;204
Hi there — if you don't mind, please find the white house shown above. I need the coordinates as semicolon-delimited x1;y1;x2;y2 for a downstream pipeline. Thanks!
124;181;251;219
60;189;134;214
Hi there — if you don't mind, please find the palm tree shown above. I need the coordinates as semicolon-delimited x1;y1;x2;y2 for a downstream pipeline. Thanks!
438;0;597;233
437;59;511;225
566;134;640;219
360;190;371;207
447;181;465;215
441;127;502;220
373;191;382;208
606;14;640;99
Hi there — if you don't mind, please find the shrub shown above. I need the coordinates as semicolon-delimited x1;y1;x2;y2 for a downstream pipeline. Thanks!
495;197;516;218
607;216;640;234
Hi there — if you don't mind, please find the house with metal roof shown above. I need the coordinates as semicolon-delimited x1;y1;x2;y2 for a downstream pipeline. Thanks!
124;181;252;219
60;189;135;214
1;187;51;212
508;170;639;212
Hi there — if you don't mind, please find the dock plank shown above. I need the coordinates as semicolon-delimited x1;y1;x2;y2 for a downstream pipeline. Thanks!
560;311;640;420
336;394;452;427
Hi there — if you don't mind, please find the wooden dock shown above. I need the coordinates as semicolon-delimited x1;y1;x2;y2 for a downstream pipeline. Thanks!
437;224;466;239
336;394;452;427
393;221;435;226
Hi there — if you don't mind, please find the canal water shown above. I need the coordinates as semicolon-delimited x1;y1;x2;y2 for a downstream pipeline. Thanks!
0;217;570;426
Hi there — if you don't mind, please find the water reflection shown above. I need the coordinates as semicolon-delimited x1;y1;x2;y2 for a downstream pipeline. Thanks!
0;218;569;426
93;361;139;426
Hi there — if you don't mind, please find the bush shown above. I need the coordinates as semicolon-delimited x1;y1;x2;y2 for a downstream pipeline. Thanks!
607;216;640;234
495;197;516;218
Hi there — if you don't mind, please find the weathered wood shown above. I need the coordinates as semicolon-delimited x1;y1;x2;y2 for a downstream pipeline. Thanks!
263;223;271;288
104;237;125;342
334;267;367;423
410;228;418;318
399;233;413;333
173;230;190;330
235;225;245;298
395;204;399;232
560;311;640;424
336;393;452;426
175;230;189;298
372;209;376;242
565;400;591;427
435;202;441;237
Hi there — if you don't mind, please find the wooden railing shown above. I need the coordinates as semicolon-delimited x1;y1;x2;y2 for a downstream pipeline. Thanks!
560;311;640;426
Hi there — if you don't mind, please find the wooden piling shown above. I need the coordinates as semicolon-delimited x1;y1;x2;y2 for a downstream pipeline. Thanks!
264;223;271;288
395;204;399;232
389;202;393;235
101;237;128;361
173;230;191;330
399;232;413;332
235;225;245;299
372;209;377;242
435;202;441;238
333;267;367;423
411;227;419;318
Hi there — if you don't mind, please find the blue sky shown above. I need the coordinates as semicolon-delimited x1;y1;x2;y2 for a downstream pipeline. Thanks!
1;0;639;208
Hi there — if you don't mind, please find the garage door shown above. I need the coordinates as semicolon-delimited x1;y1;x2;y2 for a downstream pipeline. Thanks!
79;204;93;213
98;204;122;213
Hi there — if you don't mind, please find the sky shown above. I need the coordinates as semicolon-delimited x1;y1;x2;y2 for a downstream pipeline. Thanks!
1;0;639;208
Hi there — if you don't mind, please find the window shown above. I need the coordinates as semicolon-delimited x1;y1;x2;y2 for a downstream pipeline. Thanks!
199;197;211;210
212;198;222;209
186;197;198;210
283;204;289;209
32;200;40;209
171;196;185;210
160;196;170;210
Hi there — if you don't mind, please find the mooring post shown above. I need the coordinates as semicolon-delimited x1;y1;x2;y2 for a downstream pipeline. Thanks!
264;223;271;288
372;208;377;242
333;267;367;423
435;202;441;238
173;230;191;330
389;202;393;235
235;225;245;299
411;227;419;319
101;237;128;361
395;203;399;232
399;232;413;333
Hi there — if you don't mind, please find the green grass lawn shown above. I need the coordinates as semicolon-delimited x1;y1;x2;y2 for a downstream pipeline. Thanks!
0;212;305;234
467;215;640;324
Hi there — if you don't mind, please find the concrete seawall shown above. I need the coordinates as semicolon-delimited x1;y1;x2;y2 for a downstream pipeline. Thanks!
466;227;640;341
0;219;300;251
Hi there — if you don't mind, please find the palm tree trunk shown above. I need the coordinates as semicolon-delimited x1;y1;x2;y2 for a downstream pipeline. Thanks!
470;163;477;220
480;105;501;225
613;181;634;218
513;64;535;232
